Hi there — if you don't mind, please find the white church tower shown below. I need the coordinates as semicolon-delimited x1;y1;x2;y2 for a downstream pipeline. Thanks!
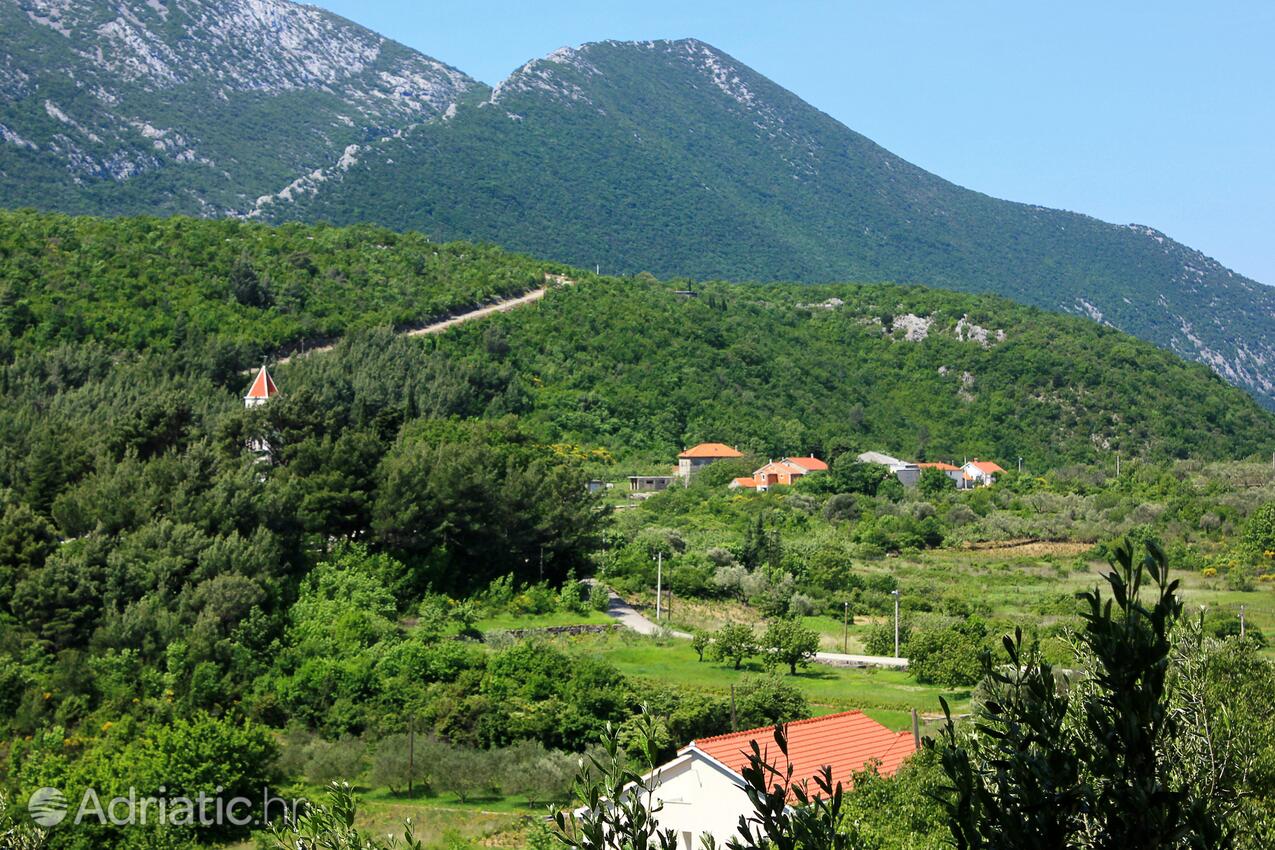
244;364;279;459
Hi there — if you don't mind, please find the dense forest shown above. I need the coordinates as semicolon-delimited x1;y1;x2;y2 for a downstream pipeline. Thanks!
2;211;1275;849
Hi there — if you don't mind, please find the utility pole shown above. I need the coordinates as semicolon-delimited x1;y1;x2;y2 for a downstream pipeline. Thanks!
1116;451;1121;478
1018;456;1023;474
407;714;415;798
1241;605;1247;640
730;685;737;731
843;601;849;654
655;551;663;622
911;708;921;751
892;589;901;658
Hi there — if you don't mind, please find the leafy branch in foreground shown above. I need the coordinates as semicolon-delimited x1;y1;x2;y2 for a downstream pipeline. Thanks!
0;793;47;850
929;539;1231;850
551;712;677;850
267;782;422;850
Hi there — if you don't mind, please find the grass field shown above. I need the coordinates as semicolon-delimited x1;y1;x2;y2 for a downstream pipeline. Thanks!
476;608;614;632
554;630;969;731
223;786;543;850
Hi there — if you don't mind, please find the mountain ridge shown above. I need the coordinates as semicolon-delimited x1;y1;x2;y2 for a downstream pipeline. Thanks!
3;10;1273;406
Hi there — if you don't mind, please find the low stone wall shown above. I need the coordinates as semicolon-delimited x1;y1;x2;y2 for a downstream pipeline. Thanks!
491;624;622;640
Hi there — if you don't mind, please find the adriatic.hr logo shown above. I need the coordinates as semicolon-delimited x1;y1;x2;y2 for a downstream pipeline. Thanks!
27;786;69;827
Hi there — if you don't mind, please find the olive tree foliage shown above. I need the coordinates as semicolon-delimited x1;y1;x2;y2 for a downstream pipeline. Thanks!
267;783;422;850
551;713;679;850
929;539;1231;850
0;793;46;850
1170;624;1275;850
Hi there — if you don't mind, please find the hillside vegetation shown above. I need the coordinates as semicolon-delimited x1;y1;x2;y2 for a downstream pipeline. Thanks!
425;277;1275;467
0;210;562;359
4;9;1274;406
1;213;1275;849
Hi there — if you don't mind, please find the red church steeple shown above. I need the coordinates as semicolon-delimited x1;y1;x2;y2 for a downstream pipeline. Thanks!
244;364;278;408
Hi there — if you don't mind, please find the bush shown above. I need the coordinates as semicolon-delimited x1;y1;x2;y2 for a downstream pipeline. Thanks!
863;619;909;657
734;675;810;728
761;618;821;674
302;735;367;785
907;618;990;687
711;623;759;670
369;733;433;794
823;493;861;522
588;581;610;612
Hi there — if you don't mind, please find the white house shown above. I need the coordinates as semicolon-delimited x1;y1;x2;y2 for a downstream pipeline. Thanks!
856;451;921;488
961;459;1006;487
584;711;917;849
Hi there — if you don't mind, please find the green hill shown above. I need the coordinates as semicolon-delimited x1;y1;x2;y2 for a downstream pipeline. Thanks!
418;276;1275;468
265;38;1275;410
4;11;1271;407
0;211;1267;472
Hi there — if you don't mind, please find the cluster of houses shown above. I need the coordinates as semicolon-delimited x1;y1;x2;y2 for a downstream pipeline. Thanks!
630;442;1005;495
855;451;1006;490
587;711;919;847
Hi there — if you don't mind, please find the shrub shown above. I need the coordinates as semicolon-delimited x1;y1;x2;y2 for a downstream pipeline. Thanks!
734;675;810;728
711;623;759;670
762;618;821;674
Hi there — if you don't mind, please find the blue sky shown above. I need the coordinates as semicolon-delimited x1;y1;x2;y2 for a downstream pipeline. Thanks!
314;1;1275;285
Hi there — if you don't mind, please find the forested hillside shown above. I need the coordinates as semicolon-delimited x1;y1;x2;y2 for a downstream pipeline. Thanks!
2;212;1275;849
0;210;562;360
265;38;1275;410
5;7;1274;408
424;277;1275;467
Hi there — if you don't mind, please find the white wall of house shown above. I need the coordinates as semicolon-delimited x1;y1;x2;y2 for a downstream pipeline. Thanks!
643;750;753;849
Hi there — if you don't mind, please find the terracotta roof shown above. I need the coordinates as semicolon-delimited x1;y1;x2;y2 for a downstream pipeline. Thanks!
918;462;959;471
689;711;917;790
730;477;760;488
784;456;828;471
967;460;1006;475
679;442;743;459
245;365;278;400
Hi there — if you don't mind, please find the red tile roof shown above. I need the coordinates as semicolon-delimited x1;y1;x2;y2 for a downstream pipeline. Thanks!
730;477;760;488
245;365;278;400
967;460;1006;475
679;442;744;459
689;711;916;790
784;456;828;471
918;462;959;471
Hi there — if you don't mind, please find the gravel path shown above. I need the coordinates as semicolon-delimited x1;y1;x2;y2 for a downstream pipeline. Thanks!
591;582;908;669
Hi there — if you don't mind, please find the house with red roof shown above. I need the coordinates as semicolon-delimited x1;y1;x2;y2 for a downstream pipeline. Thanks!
626;712;917;847
733;456;828;491
677;442;744;480
961;459;1006;487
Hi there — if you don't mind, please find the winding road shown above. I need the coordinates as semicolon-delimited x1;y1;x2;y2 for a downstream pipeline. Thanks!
593;583;908;670
276;285;552;365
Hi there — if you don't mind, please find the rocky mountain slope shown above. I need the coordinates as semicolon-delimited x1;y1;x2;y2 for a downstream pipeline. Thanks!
3;9;1273;408
273;38;1275;408
0;0;474;214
